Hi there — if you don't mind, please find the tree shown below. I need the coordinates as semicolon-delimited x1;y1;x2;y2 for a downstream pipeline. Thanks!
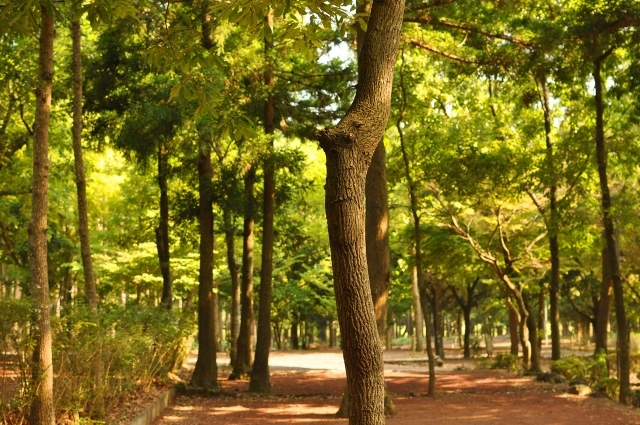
317;1;405;422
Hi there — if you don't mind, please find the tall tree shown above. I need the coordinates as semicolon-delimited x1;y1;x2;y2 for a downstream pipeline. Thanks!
317;1;405;421
29;5;56;425
156;141;172;308
250;10;276;393
191;1;218;389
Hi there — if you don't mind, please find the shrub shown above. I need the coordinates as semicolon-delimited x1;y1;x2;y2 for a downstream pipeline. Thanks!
550;356;587;380
491;353;521;373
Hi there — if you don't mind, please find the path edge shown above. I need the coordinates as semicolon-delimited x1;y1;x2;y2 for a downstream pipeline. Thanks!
126;387;175;425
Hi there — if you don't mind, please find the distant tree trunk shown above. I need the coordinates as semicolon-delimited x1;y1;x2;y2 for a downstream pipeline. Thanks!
190;148;218;389
463;306;471;359
71;20;98;313
250;12;275;393
537;76;561;361
411;266;424;352
538;289;545;351
72;19;104;417
213;281;223;352
318;1;404;421
223;208;240;366
29;6;55;425
230;165;255;380
156;142;172;309
508;297;520;355
594;51;630;403
291;316;299;350
431;284;444;359
596;246;613;353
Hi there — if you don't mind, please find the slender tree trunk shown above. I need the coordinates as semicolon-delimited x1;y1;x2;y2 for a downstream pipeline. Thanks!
213;281;223;352
291;316;299;349
418;284;436;395
223;208;240;366
72;20;104;416
230;166;255;380
71;20;98;313
318;2;404;422
596;246;613;353
432;284;444;359
524;294;541;372
508;297;519;355
463;307;471;359
156;142;172;309
538;77;561;361
594;53;630;403
29;6;55;425
411;265;424;352
538;289;545;351
190;149;218;389
250;12;276;393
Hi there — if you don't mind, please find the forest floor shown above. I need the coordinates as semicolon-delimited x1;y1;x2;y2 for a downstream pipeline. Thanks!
154;348;640;425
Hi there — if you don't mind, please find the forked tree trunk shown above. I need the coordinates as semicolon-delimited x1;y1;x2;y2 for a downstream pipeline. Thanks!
596;246;613;353
318;1;405;422
223;208;240;366
190;148;219;389
156;142;172;309
594;52;630;403
29;6;55;425
230;166;255;380
72;18;104;417
250;11;276;393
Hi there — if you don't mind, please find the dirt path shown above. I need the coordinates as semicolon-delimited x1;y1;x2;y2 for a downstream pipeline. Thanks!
155;350;640;425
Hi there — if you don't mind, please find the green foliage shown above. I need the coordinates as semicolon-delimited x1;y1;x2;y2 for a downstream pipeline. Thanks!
551;357;587;381
490;353;521;373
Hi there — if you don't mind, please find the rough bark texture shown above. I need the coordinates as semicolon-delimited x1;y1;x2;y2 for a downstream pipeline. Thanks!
365;141;391;342
29;6;56;425
223;208;240;366
156;142;172;309
230;166;255;380
250;12;275;393
594;53;630;403
190;149;218;389
596;246;613;353
411;266;424;352
317;1;405;422
71;20;98;313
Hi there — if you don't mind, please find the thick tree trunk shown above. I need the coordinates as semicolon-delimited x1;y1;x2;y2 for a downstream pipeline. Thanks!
318;1;404;422
524;294;541;372
223;208;240;366
29;7;55;425
291;317;299;349
71;20;98;313
190;150;218;389
156;142;172;309
594;53;630;403
411;265;424;352
230;166;255;380
250;12;275;393
596;246;613;353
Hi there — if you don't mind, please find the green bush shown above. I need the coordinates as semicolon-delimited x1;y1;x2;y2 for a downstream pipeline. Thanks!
491;353;521;373
551;356;587;380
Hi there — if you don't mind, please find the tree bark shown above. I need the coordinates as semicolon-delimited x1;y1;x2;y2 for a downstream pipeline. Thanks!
594;52;630;403
156;142;172;309
190;149;218;389
365;141;391;342
596;246;613;353
223;208;240;366
230;165;255;380
508;297;519;355
291;316;299;349
250;11;275;393
524;294;541;372
463;307;472;359
29;6;55;425
431;284;444;359
317;1;404;422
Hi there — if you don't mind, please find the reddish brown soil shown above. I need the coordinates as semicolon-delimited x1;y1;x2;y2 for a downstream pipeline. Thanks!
155;368;640;425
